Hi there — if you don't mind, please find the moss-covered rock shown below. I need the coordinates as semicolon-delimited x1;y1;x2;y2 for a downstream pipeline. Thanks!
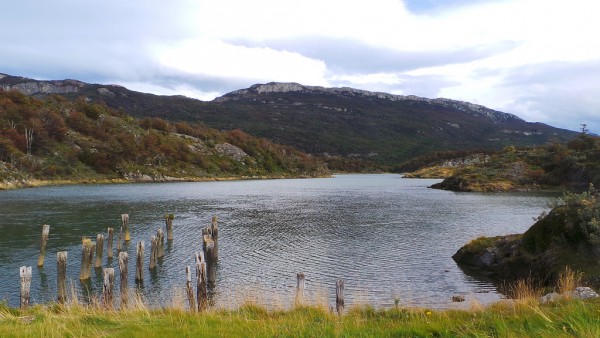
453;186;600;284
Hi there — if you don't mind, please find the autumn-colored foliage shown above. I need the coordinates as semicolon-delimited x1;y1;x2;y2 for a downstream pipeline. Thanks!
0;90;327;185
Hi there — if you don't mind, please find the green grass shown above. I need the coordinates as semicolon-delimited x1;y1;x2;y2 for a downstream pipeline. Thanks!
2;299;600;337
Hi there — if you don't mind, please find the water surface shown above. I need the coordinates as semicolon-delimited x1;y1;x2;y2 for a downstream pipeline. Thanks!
0;174;555;309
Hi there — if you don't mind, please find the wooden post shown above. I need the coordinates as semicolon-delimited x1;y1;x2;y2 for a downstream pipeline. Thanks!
202;235;216;287
20;266;32;309
79;238;95;280
103;268;115;309
165;214;174;241
149;236;158;270
107;227;114;259
336;279;345;315
122;214;130;242
195;253;208;311
135;241;144;282
94;234;104;268
116;226;123;251
157;229;165;258
118;252;128;307
295;272;305;306
185;266;196;312
57;251;68;304
37;224;50;267
211;215;219;259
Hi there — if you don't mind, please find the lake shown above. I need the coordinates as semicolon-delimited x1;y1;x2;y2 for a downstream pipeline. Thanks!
0;174;555;309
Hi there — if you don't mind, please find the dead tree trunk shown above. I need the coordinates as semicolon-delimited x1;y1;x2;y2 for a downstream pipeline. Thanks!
79;238;95;280
107;227;114;259
20;266;32;309
135;241;144;282
57;251;68;304
94;234;104;268
116;226;123;251
165;214;174;241
149;236;158;270
24;128;34;155
118;252;129;307
195;252;208;311
122;214;130;242
37;224;50;267
185;266;196;312
202;235;216;287
103;268;115;309
157;229;165;258
336;279;345;315
211;215;219;259
295;272;305;306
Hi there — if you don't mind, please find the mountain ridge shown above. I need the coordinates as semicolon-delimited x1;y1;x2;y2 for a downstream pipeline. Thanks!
219;82;523;124
0;73;578;166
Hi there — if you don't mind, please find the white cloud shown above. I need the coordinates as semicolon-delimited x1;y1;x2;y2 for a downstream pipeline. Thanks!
2;0;600;132
154;38;329;86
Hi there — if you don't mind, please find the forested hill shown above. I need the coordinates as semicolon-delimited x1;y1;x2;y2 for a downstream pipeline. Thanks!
0;74;579;167
0;90;327;188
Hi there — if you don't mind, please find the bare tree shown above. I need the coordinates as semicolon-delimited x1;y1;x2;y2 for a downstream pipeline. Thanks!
25;128;34;155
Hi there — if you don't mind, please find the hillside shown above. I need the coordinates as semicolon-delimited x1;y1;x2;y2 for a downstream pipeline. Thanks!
0;74;579;166
405;133;600;192
0;90;327;188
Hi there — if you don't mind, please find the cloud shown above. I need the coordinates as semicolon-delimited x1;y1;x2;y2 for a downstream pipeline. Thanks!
494;61;600;133
1;0;600;133
229;37;519;75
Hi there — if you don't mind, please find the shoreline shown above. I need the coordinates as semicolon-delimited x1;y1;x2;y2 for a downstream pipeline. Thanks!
0;173;333;191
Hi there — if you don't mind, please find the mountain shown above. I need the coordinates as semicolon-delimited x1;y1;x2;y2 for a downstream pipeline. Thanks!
0;89;327;189
0;74;579;166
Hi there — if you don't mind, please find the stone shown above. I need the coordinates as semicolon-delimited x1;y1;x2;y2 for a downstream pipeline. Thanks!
540;292;561;304
215;143;247;162
452;295;465;302
569;287;599;300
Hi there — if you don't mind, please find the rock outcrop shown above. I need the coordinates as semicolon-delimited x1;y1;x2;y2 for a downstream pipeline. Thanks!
453;188;600;284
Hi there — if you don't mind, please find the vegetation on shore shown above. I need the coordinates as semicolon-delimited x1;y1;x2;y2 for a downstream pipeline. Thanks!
453;186;600;285
405;133;600;192
2;294;600;337
0;90;328;189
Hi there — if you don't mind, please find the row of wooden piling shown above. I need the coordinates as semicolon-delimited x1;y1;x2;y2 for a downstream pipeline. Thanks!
21;214;220;310
21;213;174;309
22;215;347;314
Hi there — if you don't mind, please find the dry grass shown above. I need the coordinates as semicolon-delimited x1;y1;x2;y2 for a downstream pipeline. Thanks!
557;266;583;296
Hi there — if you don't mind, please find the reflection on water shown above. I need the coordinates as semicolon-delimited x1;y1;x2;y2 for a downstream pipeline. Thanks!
0;174;555;309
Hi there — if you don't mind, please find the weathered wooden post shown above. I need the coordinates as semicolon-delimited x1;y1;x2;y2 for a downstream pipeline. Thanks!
135;241;144;282
157;229;165;258
185;266;196;312
202;235;216;287
149;236;158;270
118;252;128;307
195;253;208;311
57;251;68;303
336;279;345;315
116;226;123;251
122;214;130;242
79;238;95;280
295;272;305;306
20;266;32;309
37;224;50;267
94;234;104;268
107;227;114;259
211;215;219;259
103;268;115;309
165;213;174;241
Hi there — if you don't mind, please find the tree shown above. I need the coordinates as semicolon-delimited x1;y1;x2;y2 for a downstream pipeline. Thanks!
25;128;34;155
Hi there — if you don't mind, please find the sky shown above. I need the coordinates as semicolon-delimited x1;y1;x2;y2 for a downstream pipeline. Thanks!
2;0;600;133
